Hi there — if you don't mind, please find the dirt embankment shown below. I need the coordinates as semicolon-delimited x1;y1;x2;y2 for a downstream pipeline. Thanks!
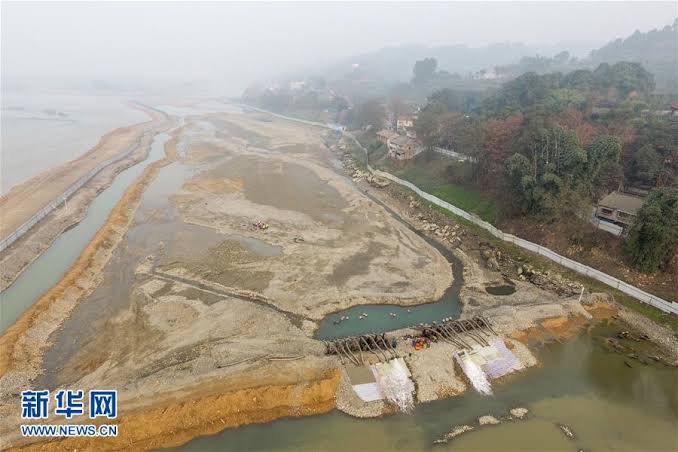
0;104;166;239
0;128;179;381
500;216;677;303
0;105;171;290
14;369;340;451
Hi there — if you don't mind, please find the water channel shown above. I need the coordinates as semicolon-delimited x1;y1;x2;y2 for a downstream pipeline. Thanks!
0;132;171;333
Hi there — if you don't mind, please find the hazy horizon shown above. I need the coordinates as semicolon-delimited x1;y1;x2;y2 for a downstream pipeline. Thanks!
2;1;676;95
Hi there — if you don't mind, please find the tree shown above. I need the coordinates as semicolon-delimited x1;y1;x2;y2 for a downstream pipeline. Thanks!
412;57;437;84
593;62;655;97
414;110;440;149
586;135;622;195
427;88;482;113
480;114;523;186
355;100;385;130
631;144;663;186
388;94;408;126
626;187;678;272
561;69;594;91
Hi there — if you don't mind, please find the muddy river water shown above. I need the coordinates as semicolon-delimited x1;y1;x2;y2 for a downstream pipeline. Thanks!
181;323;678;451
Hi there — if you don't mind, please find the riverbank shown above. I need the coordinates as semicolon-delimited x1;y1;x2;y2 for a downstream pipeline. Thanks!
0;104;171;291
336;138;678;363
1;109;673;451
15;367;340;452
0;129;178;383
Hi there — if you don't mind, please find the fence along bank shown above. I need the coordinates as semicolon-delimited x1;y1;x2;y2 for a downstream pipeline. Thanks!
241;104;677;316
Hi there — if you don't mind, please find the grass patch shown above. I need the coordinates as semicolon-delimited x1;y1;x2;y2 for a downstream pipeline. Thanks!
432;185;498;224
379;158;497;224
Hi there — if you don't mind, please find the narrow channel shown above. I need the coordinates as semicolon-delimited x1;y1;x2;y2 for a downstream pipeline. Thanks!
315;149;463;340
0;132;171;333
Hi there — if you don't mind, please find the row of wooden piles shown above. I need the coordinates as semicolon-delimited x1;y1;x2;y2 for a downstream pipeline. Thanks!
323;317;497;366
323;333;398;366
419;316;497;349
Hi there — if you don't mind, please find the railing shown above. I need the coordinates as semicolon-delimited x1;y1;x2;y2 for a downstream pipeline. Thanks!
238;104;678;314
589;216;624;236
0;131;152;253
433;146;478;163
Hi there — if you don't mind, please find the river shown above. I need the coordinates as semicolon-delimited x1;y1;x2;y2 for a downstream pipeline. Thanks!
1;89;149;193
0;133;171;333
180;322;678;451
2;105;676;451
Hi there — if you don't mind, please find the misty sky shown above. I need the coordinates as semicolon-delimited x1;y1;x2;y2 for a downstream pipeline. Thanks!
2;1;676;94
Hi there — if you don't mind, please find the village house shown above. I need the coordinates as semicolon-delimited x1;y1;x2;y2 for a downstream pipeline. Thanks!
388;135;424;161
596;191;645;229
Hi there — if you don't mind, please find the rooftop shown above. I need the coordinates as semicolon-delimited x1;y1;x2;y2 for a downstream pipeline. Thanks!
598;191;645;215
390;135;417;146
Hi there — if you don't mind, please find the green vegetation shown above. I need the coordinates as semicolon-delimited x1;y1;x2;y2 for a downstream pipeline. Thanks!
431;185;497;224
591;18;678;92
373;150;498;223
395;185;678;332
412;58;677;275
626;187;678;272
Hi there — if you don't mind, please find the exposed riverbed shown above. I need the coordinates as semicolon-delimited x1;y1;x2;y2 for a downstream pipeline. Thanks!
2;106;676;452
315;191;463;339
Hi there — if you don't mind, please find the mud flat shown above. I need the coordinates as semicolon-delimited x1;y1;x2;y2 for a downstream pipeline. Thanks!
0;109;671;451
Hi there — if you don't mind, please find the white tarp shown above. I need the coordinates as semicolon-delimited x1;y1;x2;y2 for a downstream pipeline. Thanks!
483;338;521;379
454;339;522;394
347;365;384;402
352;383;383;402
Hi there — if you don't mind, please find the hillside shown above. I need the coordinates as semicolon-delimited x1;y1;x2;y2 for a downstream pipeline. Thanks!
590;19;678;92
319;43;563;82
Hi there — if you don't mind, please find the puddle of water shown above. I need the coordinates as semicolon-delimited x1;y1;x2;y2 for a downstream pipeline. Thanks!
178;323;678;452
226;234;282;258
485;285;516;296
0;133;171;333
